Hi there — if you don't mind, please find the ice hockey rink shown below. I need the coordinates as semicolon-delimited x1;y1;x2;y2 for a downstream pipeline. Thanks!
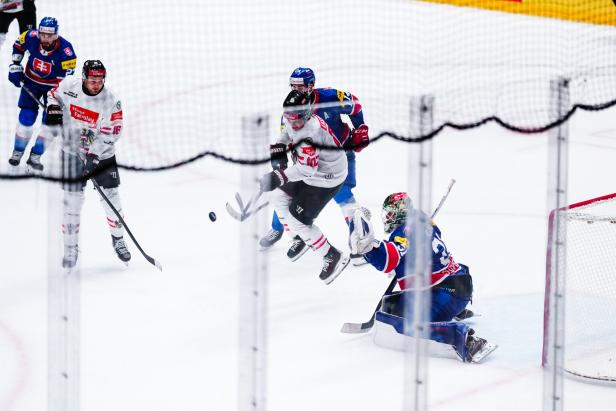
1;1;616;410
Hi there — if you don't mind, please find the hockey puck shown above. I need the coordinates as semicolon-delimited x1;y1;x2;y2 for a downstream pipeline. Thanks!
209;211;217;222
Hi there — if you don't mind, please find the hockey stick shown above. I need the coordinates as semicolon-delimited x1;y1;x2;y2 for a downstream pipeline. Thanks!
340;178;457;334
21;83;46;109
92;180;163;271
226;189;269;221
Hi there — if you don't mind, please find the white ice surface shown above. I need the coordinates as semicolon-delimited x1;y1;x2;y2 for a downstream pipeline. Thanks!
1;1;616;410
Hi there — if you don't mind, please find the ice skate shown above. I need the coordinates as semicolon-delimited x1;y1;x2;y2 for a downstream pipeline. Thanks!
319;246;350;285
112;235;131;264
259;228;283;250
62;245;79;269
465;333;497;363
350;253;368;266
26;152;44;172
8;149;24;166
287;235;308;262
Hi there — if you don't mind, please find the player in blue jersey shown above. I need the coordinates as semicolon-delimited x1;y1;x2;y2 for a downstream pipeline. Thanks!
260;67;370;265
6;16;76;171
349;193;497;363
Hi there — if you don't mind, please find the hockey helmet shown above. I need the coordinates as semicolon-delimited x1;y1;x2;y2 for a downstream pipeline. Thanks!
289;67;315;89
283;90;312;126
82;60;106;80
38;17;59;37
382;192;412;233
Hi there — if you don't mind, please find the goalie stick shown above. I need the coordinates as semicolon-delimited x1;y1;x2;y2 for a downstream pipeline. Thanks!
340;179;457;334
226;189;269;222
92;180;163;271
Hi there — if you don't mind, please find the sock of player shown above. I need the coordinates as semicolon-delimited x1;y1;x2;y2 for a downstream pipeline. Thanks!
62;191;85;246
99;187;125;237
13;122;34;152
340;201;357;226
31;124;60;155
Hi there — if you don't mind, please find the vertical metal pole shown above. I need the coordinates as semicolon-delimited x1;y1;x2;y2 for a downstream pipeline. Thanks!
48;149;81;411
238;114;269;411
403;96;434;411
543;78;569;411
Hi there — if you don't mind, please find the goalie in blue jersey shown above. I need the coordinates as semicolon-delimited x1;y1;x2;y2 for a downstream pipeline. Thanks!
349;193;497;363
259;67;370;266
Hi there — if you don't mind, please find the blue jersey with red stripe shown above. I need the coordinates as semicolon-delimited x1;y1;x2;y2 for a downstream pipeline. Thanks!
12;30;77;89
364;212;465;289
311;87;365;148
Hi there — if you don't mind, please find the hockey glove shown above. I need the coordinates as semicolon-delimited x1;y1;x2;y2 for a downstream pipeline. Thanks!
269;143;288;170
351;124;369;153
8;64;24;88
83;154;100;178
259;169;288;192
44;104;63;126
349;207;378;255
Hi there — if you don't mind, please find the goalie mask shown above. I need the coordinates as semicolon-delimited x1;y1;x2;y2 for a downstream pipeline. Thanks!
382;192;412;234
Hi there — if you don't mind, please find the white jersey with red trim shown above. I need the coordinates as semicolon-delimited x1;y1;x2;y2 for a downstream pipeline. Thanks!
1;0;23;13
277;114;347;188
48;77;123;161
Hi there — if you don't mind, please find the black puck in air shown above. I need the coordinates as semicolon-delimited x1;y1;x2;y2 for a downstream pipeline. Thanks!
209;211;217;222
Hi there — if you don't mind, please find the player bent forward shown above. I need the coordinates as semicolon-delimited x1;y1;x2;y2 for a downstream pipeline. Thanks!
350;193;497;363
258;90;350;284
42;60;131;268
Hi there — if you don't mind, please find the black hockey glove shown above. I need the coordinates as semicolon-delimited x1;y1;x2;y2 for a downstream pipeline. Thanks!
44;104;63;126
83;154;100;178
259;169;288;192
270;143;288;170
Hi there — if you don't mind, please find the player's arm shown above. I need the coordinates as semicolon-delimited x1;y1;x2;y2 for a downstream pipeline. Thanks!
336;89;369;152
364;236;408;273
88;100;123;157
7;30;31;87
58;42;77;77
43;82;66;126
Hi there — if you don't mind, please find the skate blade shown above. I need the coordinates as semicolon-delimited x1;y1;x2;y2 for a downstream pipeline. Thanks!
288;245;309;262
471;343;498;363
322;255;351;285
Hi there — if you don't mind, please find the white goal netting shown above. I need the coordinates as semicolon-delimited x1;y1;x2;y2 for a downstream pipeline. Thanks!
553;194;616;383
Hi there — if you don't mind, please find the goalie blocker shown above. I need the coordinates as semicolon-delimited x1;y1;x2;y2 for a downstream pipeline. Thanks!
348;194;497;363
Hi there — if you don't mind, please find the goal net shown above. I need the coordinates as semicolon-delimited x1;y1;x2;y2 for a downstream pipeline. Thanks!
544;193;616;383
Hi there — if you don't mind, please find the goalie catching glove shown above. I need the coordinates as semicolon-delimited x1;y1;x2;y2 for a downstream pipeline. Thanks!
349;207;379;255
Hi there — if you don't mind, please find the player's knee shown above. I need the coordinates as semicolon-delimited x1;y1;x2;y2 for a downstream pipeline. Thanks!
18;108;38;127
334;186;355;205
64;190;85;213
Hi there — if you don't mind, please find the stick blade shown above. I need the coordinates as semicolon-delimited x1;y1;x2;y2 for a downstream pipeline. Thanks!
226;202;245;221
340;321;373;334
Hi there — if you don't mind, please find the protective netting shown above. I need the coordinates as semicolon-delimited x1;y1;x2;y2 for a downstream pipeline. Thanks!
559;195;616;383
0;0;615;178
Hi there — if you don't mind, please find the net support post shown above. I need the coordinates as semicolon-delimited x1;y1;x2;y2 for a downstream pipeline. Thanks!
403;95;434;411
48;151;81;411
543;77;570;411
238;114;270;411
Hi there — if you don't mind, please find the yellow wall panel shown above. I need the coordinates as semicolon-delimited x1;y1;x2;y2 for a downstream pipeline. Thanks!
418;0;616;26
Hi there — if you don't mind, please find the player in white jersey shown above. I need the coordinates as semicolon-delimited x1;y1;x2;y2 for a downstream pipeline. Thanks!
41;60;131;268
259;90;350;284
0;0;35;49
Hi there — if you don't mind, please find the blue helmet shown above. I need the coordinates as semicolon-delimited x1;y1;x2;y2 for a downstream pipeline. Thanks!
289;67;315;88
38;17;59;36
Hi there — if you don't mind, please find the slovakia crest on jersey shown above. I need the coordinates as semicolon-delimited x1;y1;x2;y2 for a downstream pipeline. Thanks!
64;47;73;57
33;58;52;76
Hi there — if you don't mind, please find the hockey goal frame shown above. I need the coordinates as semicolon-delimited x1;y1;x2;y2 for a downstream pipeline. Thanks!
542;192;616;383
